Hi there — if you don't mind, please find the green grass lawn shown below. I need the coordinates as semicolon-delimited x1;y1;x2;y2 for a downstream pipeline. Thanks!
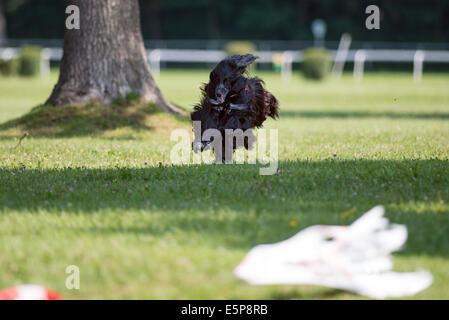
0;70;448;299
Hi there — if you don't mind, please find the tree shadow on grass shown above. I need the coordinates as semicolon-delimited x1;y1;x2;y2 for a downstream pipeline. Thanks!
0;159;448;256
281;110;449;120
0;101;189;138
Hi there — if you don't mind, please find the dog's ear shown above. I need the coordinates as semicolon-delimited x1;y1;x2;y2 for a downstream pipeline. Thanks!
235;54;258;67
227;54;258;72
205;82;215;97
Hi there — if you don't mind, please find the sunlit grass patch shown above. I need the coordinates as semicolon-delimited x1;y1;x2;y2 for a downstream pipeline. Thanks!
0;70;448;299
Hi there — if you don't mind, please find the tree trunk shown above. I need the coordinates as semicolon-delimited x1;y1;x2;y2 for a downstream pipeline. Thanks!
0;0;7;46
47;0;185;116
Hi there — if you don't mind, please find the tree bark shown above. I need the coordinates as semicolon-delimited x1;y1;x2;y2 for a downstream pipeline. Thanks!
47;0;185;116
0;0;7;46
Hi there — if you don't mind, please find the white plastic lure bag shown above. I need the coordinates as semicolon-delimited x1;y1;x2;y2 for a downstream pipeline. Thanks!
234;206;432;299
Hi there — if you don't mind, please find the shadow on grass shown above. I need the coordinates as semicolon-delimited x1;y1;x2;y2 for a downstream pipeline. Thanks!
268;287;344;300
0;159;448;255
0;101;189;138
281;110;449;120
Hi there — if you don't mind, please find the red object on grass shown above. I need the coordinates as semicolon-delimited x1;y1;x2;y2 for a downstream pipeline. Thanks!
0;285;62;300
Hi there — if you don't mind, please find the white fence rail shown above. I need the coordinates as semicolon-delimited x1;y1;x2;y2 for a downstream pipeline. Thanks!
2;47;449;82
146;48;449;82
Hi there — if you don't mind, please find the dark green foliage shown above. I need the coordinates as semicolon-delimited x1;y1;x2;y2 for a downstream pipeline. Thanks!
4;0;449;42
0;58;19;76
224;41;257;55
112;93;142;109
302;48;331;80
18;46;42;77
126;92;141;103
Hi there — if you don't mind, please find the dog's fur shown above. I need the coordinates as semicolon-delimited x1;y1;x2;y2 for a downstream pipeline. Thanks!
191;54;279;161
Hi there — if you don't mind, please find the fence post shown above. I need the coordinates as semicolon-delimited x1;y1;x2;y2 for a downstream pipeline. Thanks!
281;51;293;83
353;50;366;81
413;50;425;82
40;48;51;77
149;49;161;79
332;33;352;78
0;48;16;60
